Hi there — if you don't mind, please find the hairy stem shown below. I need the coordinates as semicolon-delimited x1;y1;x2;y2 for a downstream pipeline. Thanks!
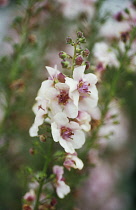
34;140;53;210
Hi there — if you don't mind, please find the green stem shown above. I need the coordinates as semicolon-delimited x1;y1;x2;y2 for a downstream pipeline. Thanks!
34;140;53;210
71;44;77;72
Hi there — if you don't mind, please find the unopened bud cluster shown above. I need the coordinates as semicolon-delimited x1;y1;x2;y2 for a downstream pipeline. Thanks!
59;31;90;70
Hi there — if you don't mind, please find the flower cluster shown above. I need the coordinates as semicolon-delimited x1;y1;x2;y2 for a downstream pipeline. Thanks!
29;32;98;199
29;64;98;154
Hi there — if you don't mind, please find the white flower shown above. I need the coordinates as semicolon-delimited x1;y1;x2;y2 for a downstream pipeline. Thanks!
64;152;84;170
46;83;78;118
51;112;85;154
93;42;119;67
65;65;98;113
53;165;70;199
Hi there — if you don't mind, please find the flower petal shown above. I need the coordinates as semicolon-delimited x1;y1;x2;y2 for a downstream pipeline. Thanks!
56;181;70;199
38;80;53;98
72;156;84;170
53;112;69;126
59;138;75;154
65;77;78;92
72;130;85;149
46;66;60;79
64;101;78;118
29;124;39;137
51;122;61;142
55;82;69;92
73;65;86;81
79;96;98;113
84;73;98;85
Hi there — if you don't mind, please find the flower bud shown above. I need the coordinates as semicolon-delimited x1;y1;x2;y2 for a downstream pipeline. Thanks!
50;198;57;206
121;31;129;43
76;47;82;53
59;51;67;59
79;37;86;43
96;62;105;72
39;135;47;142
77;31;83;38
75;56;84;65
61;60;69;68
66;37;72;44
57;73;65;83
28;34;37;44
114;12;123;22
83;48;90;57
29;148;35;155
85;61;90;70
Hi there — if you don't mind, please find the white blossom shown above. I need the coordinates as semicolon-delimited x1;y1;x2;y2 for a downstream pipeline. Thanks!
64;152;84;170
51;112;85;154
53;165;70;198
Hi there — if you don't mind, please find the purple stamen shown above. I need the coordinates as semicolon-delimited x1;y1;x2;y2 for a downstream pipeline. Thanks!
57;90;69;105
61;126;74;140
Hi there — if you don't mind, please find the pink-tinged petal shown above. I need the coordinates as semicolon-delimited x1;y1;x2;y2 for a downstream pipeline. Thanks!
24;189;36;202
55;82;69;92
68;121;80;130
72;156;84;170
73;65;86;81
51;122;61;142
46;66;60;79
53;165;63;180
72;130;85;149
56;181;70;199
65;77;78;92
29;124;38;137
64;101;78;118
59;138;75;154
53;112;69;126
84;73;98;85
77;111;91;132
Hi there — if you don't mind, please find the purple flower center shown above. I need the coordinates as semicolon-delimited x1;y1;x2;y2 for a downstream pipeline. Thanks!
78;80;90;94
61;126;74;140
57;90;69;105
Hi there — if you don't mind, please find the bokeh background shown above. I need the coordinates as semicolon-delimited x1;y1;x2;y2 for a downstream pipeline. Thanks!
0;0;136;209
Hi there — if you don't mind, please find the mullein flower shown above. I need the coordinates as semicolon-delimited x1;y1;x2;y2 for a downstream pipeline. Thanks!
76;111;91;132
63;152;84;170
53;165;70;198
45;82;78;118
51;112;85;154
23;189;36;202
65;65;98;112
